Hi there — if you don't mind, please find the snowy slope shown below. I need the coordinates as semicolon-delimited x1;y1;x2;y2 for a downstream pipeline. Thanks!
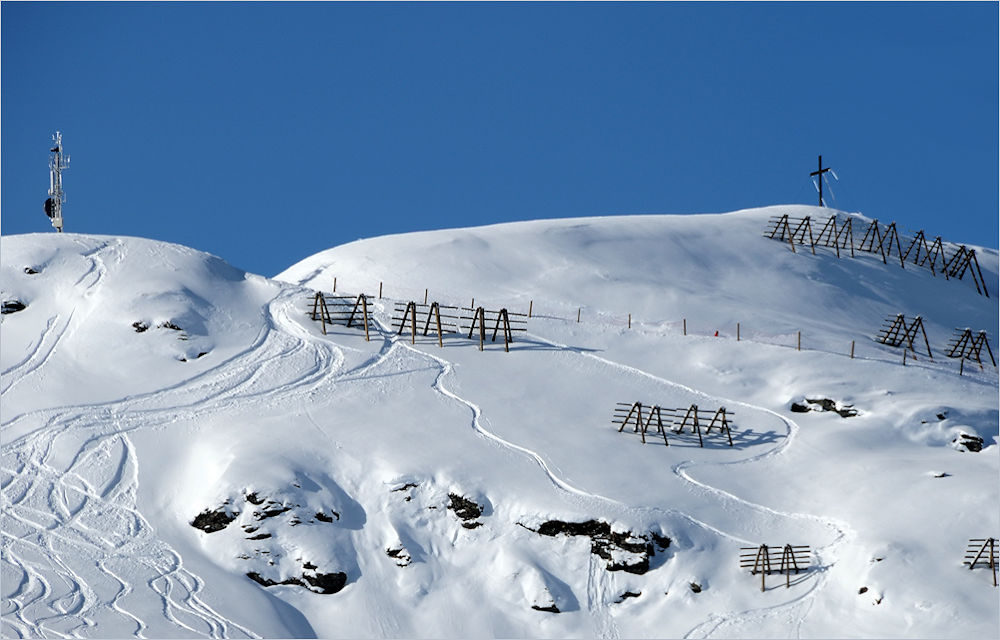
2;206;998;639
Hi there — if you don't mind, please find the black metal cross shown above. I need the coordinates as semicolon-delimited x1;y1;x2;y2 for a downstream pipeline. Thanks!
810;155;831;207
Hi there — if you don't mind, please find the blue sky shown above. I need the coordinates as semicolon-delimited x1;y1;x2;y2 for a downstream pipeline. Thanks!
3;2;997;276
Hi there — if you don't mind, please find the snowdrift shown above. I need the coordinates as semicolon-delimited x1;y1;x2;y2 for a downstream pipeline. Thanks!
2;206;998;638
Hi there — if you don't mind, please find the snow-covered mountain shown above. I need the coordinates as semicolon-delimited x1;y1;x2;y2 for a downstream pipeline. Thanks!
2;205;997;639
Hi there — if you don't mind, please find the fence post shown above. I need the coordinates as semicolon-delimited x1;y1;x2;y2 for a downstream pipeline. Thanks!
529;300;533;318
577;308;581;323
628;313;631;329
797;331;801;351
683;318;687;336
362;295;370;342
850;340;855;359
333;277;337;293
424;288;428;304
379;282;383;299
960;358;964;376
903;349;907;366
737;322;740;341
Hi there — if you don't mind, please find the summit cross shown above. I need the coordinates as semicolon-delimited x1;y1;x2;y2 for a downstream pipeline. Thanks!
810;155;831;207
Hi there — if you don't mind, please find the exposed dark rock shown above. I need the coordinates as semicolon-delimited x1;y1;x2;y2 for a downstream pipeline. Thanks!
2;300;27;315
245;492;265;505
23;267;39;275
302;571;347;594
955;433;984;453
616;591;641;603
936;412;948;421
315;511;334;523
386;547;412;566
448;493;483;528
534;519;657;575
246;572;306;589
303;561;317;570
247;569;347;595
254;505;291;520
132;321;149;333
392;482;419;492
650;531;672;550
190;507;238;533
807;398;838;412
531;604;560;613
247;533;272;540
689;582;703;593
159;321;183;331
794;397;858;418
858;586;868;594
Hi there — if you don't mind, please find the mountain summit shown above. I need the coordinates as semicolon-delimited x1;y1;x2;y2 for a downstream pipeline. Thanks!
2;206;997;638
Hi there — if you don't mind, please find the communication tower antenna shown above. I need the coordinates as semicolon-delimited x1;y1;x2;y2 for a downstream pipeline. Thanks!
44;131;69;232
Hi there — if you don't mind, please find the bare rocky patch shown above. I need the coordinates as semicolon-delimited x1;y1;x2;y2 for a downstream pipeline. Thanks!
2;300;27;315
447;493;484;529
954;433;985;453
791;397;858;418
190;484;352;595
528;519;670;575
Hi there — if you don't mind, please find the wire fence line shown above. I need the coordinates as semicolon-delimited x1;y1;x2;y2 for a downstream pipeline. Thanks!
314;276;996;381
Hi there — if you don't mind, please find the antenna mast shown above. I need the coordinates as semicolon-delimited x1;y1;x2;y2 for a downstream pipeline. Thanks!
45;131;69;232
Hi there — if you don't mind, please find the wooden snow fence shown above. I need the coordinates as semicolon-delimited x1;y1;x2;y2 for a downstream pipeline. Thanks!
391;301;461;347
941;245;990;297
964;538;998;587
901;230;949;276
762;215;989;296
459;306;528;352
764;214;855;257
875;314;933;360
740;544;811;591
945;329;996;370
856;219;906;267
310;292;371;341
612;402;734;448
612;402;670;446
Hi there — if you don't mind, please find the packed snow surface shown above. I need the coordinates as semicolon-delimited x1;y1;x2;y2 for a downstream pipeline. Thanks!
2;205;998;638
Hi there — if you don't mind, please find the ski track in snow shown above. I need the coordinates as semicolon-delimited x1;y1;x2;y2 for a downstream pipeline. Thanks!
374;314;853;638
0;239;119;398
1;287;355;638
526;331;856;638
1;313;74;397
0;279;879;638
